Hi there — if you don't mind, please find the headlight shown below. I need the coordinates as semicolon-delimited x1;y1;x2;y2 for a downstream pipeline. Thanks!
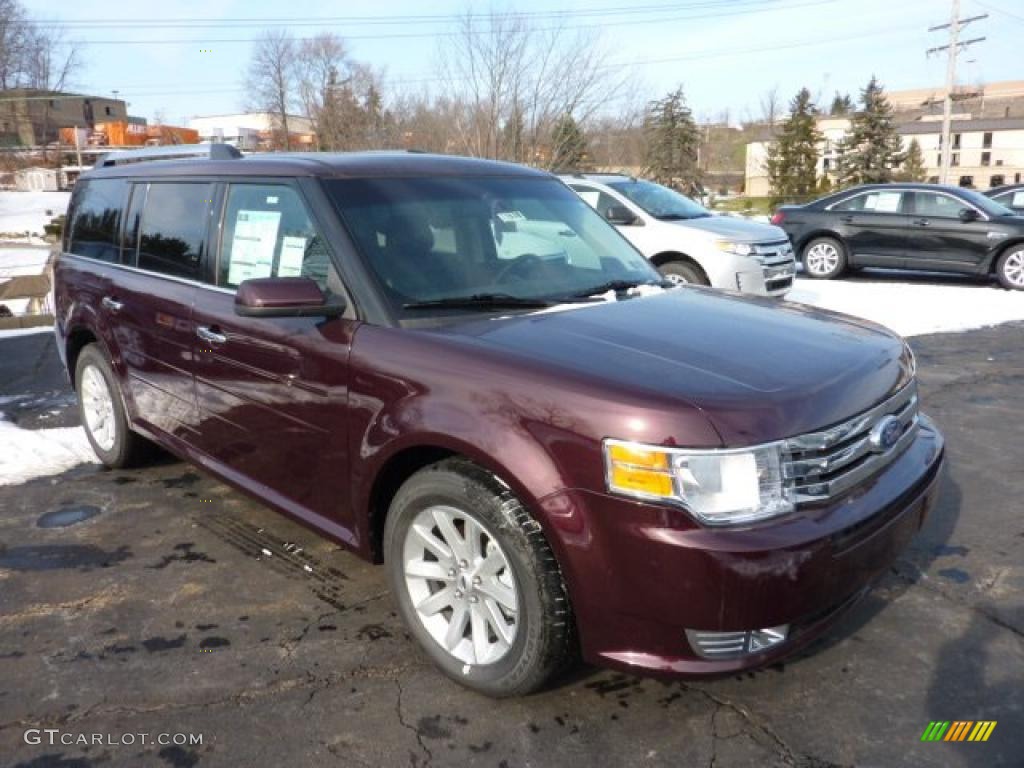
715;240;755;257
603;439;795;525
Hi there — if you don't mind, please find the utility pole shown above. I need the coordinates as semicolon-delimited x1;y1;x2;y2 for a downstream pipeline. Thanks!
927;0;986;185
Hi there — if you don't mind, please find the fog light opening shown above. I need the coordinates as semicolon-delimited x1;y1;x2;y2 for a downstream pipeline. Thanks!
686;624;790;659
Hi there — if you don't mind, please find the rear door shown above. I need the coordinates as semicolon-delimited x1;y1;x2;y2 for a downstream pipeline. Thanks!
828;189;910;267
906;191;991;272
110;181;212;441
190;180;357;528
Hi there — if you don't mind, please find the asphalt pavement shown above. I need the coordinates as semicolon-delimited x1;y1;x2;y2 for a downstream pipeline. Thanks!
0;324;1022;768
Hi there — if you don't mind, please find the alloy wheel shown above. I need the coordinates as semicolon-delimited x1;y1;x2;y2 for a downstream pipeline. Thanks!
805;242;840;275
1003;249;1024;287
402;505;519;666
81;364;117;452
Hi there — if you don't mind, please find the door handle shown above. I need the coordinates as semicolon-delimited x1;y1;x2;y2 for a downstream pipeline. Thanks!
196;326;227;345
913;218;929;226
101;296;123;312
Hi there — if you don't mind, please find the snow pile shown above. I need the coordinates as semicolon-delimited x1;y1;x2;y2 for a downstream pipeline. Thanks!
0;190;70;242
788;276;1024;337
0;417;97;485
0;246;51;277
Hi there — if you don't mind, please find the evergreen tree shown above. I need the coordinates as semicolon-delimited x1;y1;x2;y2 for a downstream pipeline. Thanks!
765;87;822;202
830;92;853;116
643;85;700;189
835;76;904;186
896;138;927;182
550;113;588;169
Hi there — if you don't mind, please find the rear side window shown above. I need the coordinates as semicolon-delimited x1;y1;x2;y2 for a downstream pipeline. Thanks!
218;184;331;290
67;178;128;262
832;191;904;213
137;182;213;281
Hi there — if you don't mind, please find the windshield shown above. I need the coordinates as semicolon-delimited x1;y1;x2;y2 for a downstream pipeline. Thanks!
607;179;710;220
327;176;663;319
957;187;1016;217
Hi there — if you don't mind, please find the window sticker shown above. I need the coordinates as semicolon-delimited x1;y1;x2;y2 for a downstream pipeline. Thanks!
266;196;279;204
865;192;901;213
1012;191;1024;207
227;209;281;285
278;236;307;277
496;210;526;223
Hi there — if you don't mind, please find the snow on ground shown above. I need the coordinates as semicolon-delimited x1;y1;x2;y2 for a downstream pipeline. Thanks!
0;245;53;316
0;325;52;339
0;416;97;486
787;273;1024;337
0;190;70;242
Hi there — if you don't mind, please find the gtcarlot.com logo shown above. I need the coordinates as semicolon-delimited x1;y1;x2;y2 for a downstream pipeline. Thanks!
921;721;997;743
24;729;203;747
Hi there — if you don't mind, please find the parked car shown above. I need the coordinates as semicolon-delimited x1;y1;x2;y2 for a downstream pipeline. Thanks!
772;183;1024;290
562;174;795;296
55;146;944;697
985;183;1024;214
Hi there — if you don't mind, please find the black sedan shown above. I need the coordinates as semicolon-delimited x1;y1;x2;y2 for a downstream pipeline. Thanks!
771;183;1024;290
986;183;1024;214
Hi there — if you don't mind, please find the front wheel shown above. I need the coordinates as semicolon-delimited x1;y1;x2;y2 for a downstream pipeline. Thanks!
658;260;708;287
383;459;574;697
802;237;847;279
995;247;1024;290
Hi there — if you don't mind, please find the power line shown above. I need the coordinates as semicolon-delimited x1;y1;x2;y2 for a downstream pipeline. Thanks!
52;0;841;45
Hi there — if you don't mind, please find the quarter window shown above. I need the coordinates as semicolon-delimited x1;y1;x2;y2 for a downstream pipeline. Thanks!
218;184;332;290
137;182;213;280
67;178;128;263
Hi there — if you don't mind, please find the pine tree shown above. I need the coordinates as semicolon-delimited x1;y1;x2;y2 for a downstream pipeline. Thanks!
643;86;700;189
765;87;822;202
896;138;927;182
830;92;853;116
835;76;904;186
550;113;588;170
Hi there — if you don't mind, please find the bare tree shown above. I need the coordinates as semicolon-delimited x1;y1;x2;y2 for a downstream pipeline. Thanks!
758;85;781;132
436;8;630;168
0;0;30;89
247;30;296;150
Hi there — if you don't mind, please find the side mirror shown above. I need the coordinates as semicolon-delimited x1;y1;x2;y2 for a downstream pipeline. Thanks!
605;205;639;226
958;207;980;223
235;277;346;318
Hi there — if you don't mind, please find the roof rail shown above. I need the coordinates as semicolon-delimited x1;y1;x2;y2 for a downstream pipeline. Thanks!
98;143;242;167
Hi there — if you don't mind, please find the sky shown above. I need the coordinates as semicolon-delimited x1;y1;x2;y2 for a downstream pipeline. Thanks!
19;0;1024;127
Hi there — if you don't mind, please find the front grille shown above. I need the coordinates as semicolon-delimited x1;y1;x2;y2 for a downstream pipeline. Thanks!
752;240;795;267
783;382;920;504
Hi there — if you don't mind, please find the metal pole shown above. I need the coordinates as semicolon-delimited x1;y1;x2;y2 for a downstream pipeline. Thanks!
939;0;959;185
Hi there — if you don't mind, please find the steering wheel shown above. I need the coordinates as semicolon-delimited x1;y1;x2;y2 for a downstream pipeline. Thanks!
495;254;542;285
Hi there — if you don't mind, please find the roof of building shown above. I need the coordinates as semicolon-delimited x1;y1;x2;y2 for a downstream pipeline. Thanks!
84;149;551;180
898;117;1024;135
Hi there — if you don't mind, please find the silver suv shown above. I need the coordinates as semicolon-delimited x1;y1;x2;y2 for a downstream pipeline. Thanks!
562;174;795;296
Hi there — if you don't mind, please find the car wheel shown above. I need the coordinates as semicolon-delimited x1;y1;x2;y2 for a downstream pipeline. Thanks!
659;260;708;287
803;237;847;279
384;458;575;697
995;246;1024;290
75;343;149;468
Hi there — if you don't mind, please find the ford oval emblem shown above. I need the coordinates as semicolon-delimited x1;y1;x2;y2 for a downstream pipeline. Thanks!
869;415;902;452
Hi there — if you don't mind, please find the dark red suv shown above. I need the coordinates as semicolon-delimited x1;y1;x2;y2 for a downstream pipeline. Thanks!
54;146;945;696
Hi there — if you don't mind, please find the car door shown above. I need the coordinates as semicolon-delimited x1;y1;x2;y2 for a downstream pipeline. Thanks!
907;191;991;271
111;181;209;441
828;189;910;267
190;180;358;530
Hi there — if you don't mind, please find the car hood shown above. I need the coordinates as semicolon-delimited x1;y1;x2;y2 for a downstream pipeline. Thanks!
669;215;788;243
441;289;913;445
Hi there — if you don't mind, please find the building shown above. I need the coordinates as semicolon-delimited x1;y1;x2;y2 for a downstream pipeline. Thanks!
188;113;315;151
0;90;127;147
745;115;1024;196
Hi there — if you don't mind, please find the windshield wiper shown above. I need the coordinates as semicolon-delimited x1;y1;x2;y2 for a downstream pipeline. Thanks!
568;279;666;299
403;293;553;310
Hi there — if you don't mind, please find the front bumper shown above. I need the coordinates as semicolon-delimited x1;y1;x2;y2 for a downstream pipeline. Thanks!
539;415;944;677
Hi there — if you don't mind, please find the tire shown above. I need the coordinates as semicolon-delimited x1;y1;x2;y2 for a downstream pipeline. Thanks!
383;458;574;697
802;237;847;279
75;343;149;468
995;246;1024;290
658;259;708;287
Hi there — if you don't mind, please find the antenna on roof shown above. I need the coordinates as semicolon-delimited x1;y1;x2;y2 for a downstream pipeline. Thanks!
98;143;242;167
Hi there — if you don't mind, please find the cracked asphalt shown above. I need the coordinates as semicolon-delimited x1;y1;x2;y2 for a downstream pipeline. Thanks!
0;323;1022;768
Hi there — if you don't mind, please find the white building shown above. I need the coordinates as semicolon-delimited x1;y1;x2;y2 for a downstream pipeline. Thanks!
187;113;315;150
